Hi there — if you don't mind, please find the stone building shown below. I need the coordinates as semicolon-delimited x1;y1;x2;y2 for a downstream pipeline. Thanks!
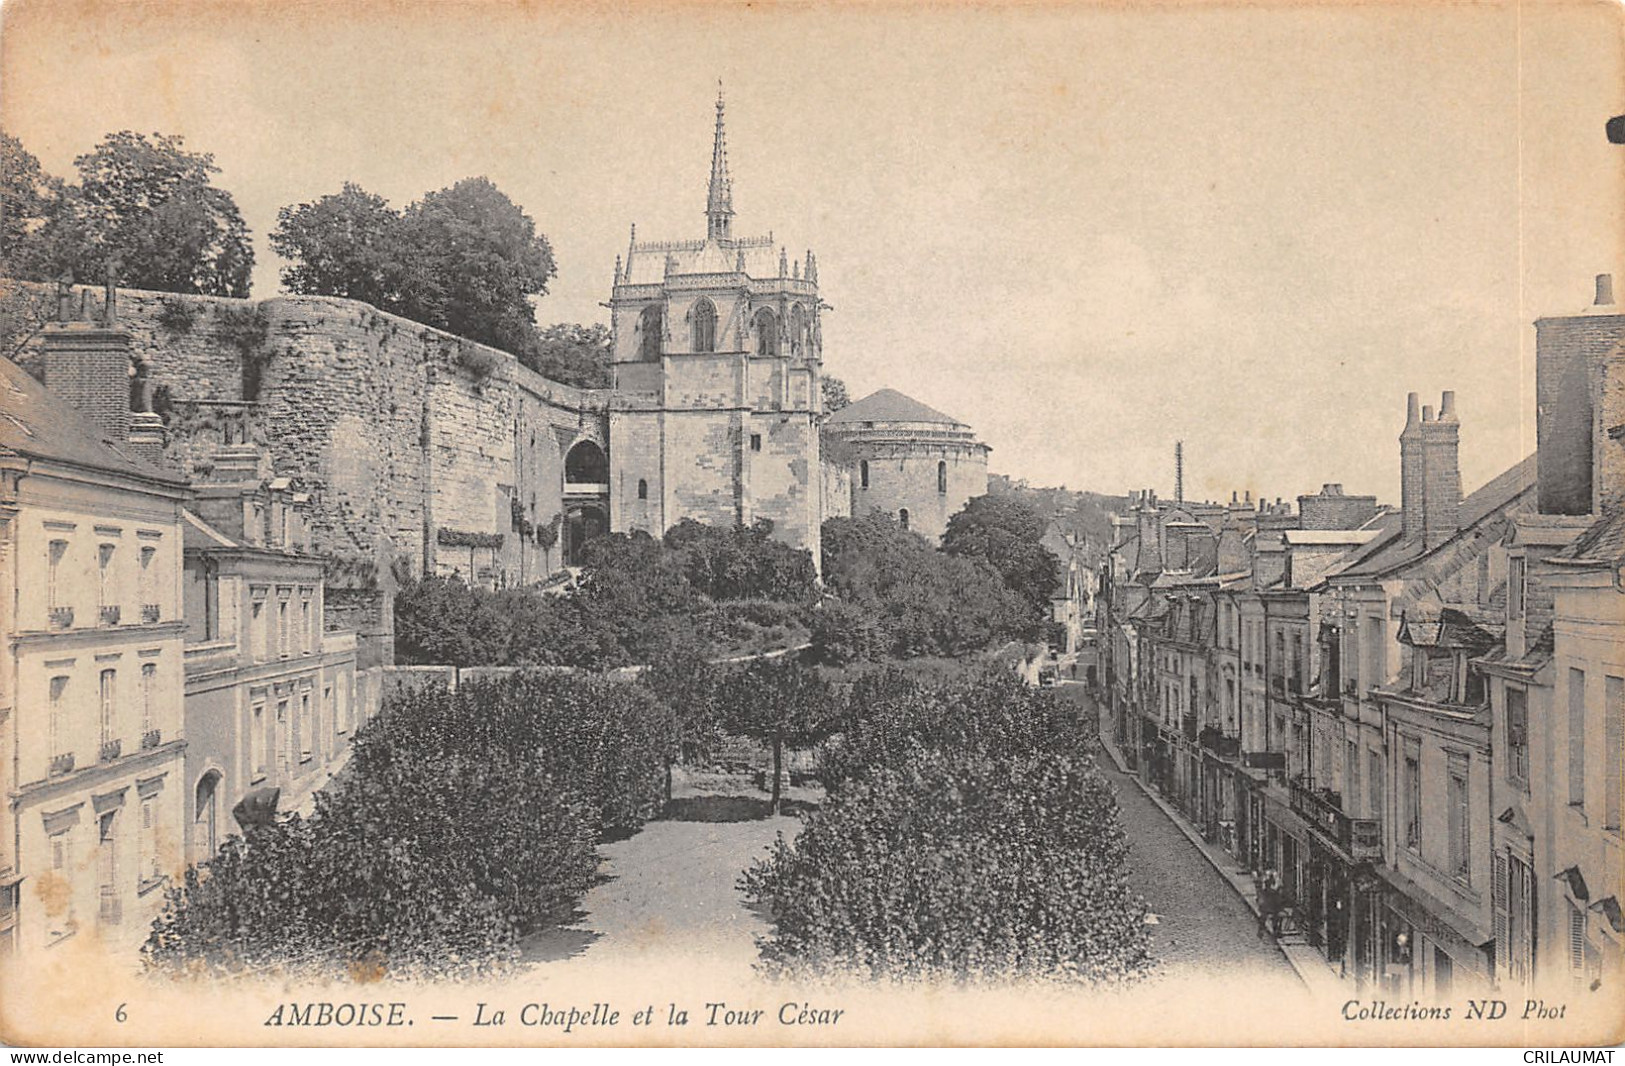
0;295;192;958
823;388;991;543
607;92;837;564
179;418;365;865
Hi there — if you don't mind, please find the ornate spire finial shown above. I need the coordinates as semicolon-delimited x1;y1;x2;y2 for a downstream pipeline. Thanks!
706;83;734;241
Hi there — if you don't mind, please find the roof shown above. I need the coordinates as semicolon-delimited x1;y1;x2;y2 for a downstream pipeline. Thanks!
0;354;185;487
182;509;239;551
621;236;783;286
1554;509;1625;567
1330;455;1537;581
827;388;967;428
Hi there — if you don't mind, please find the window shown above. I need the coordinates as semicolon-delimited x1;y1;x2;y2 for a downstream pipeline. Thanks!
1605;676;1622;832
1290;633;1303;693
789;304;808;358
753;308;779;357
1345;739;1360;812
1495;851;1533;986
138;546;156;607
860;460;869;489
278;599;290;659
99;669;117;750
1569;668;1587;808
140;794;160;883
98;544;116;609
48;676;69;759
251;702;266;780
1364;614;1384;690
638;304;662;361
691;299;717;353
937;460;947;495
97;811;119;927
1508;556;1526;619
1369;749;1385;827
47;539;67;608
1346;620;1362;694
301;597;312;654
749;433;762;452
1506;687;1529;787
276;699;289;775
1448;761;1470;883
1404;740;1422;850
898;508;910;531
140;663;156;737
298;693;312;761
637;478;648;501
251;594;267;662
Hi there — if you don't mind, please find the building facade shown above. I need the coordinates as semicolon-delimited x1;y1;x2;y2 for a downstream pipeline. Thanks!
1;300;192;958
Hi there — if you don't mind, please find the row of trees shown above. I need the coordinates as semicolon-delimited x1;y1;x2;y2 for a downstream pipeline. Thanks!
2;130;611;388
393;520;819;669
143;655;847;977
741;668;1154;986
395;497;1062;671
143;673;671;978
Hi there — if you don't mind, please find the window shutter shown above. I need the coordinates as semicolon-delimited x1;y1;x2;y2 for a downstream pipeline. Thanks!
1569;903;1586;981
1493;853;1510;978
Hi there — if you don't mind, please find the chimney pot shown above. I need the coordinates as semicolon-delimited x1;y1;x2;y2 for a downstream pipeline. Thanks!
1406;392;1421;428
1596;273;1615;306
1422;405;1435;422
1439;390;1457;421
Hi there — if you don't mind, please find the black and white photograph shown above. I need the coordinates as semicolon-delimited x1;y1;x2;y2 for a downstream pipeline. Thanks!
0;0;1620;1049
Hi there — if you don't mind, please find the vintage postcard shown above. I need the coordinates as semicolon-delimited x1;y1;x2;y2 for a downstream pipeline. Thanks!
0;0;1621;1049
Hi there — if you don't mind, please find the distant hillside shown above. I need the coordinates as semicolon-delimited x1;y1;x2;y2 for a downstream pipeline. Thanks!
986;474;1129;565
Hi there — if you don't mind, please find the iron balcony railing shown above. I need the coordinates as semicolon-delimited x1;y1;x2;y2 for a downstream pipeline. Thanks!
48;752;75;776
141;604;161;624
48;606;73;630
99;738;122;763
140;729;161;750
99;605;121;626
1289;776;1381;860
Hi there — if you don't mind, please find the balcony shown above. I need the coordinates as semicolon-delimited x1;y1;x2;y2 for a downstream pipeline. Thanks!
1198;725;1242;759
48;606;73;630
141;604;161;624
99;605;121;626
140;729;161;751
48;752;75;777
1242;750;1288;771
1180;712;1198;741
1289;776;1381;860
99;738;121;763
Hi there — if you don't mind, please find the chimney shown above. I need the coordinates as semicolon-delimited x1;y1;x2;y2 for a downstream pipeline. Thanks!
1400;389;1462;549
40;281;134;446
1596;273;1615;307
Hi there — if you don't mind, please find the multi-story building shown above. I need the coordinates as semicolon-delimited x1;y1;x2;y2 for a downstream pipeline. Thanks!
1;295;191;957
180;415;364;863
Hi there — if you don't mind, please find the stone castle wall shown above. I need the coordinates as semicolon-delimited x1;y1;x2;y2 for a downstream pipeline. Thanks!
13;283;609;593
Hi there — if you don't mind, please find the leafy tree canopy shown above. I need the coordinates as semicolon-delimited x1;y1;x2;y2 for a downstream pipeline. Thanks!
3;130;254;297
942;492;1061;630
821;374;850;413
528;322;611;389
272;176;556;360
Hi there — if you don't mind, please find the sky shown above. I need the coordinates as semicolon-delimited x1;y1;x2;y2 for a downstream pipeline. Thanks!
3;0;1621;505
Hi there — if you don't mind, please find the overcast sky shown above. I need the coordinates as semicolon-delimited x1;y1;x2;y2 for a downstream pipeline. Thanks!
4;1;1621;505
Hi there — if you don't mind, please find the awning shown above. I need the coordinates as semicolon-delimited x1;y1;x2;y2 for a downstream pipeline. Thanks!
232;786;282;831
1379;865;1495;958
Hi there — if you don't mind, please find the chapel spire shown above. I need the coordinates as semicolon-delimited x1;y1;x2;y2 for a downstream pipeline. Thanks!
706;83;734;241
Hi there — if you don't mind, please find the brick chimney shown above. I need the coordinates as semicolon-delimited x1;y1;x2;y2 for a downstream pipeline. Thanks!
1400;390;1462;549
40;280;134;446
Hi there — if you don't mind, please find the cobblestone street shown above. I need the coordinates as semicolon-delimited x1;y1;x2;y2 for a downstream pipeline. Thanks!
1094;748;1300;983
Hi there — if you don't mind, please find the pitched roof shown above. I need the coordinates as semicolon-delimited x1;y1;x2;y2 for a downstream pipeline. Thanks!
0;355;184;487
1330;455;1537;580
1554;508;1625;567
827;388;967;427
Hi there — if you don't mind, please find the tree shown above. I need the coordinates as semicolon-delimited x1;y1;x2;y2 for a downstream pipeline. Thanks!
717;658;842;815
269;183;406;308
1;131;70;281
527;322;611;389
398;177;555;355
942;493;1060;632
821;374;851;413
272;176;556;359
58;131;254;297
642;646;727;801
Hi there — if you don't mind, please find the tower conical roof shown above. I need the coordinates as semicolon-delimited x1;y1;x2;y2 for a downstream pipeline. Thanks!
828;388;969;427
